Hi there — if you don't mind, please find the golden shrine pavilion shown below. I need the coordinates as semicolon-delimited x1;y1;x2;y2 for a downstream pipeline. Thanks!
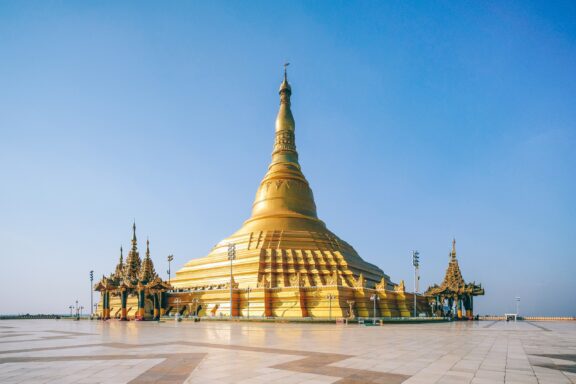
425;239;485;319
94;223;171;320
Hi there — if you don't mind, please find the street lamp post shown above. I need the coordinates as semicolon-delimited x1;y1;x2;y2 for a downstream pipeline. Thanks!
370;294;380;324
326;294;335;320
412;250;420;317
228;244;236;319
90;270;94;317
246;287;252;319
167;255;174;285
75;300;79;320
515;297;521;319
69;305;74;317
175;298;181;320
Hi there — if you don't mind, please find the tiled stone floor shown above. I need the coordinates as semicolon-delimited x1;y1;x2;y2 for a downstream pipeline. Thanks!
0;320;574;383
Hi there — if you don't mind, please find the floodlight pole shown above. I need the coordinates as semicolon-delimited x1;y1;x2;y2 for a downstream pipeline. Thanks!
370;294;380;323
412;250;420;318
327;294;335;320
167;255;174;285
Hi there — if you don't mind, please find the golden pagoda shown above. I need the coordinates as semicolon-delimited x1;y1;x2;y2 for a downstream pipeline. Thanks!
168;69;430;319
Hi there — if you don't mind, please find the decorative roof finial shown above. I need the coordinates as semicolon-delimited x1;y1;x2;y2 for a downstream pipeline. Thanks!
451;238;457;261
114;245;125;278
132;221;137;249
284;62;290;81
139;236;157;283
279;62;292;96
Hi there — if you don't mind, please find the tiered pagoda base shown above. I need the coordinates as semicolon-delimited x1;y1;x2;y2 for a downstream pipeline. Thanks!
163;286;429;319
97;286;429;320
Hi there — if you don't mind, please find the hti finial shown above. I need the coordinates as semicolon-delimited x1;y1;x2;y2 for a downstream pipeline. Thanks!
131;221;137;248
279;62;292;97
451;238;457;260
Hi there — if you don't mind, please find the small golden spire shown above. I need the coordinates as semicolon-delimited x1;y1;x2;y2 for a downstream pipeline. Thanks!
139;236;157;283
114;245;125;278
132;221;137;250
451;238;457;261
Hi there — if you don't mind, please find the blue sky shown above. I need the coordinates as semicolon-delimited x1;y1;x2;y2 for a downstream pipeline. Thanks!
1;1;574;316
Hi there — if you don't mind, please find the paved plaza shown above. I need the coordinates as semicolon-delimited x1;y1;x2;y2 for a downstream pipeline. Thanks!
0;320;574;384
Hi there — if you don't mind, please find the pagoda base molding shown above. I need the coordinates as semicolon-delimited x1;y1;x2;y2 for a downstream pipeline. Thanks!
159;286;430;319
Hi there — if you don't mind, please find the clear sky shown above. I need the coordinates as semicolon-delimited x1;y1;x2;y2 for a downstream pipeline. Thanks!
1;1;575;316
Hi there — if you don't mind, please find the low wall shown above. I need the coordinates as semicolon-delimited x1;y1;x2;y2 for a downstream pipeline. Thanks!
479;316;575;321
0;314;62;320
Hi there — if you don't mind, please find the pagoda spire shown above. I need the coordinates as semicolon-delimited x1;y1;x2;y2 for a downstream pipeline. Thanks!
139;237;157;283
236;65;325;233
124;222;142;283
131;221;137;251
441;238;465;289
114;246;124;278
272;63;297;164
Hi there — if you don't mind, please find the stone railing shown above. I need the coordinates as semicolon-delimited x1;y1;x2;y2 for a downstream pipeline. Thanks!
523;316;575;321
0;314;62;320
